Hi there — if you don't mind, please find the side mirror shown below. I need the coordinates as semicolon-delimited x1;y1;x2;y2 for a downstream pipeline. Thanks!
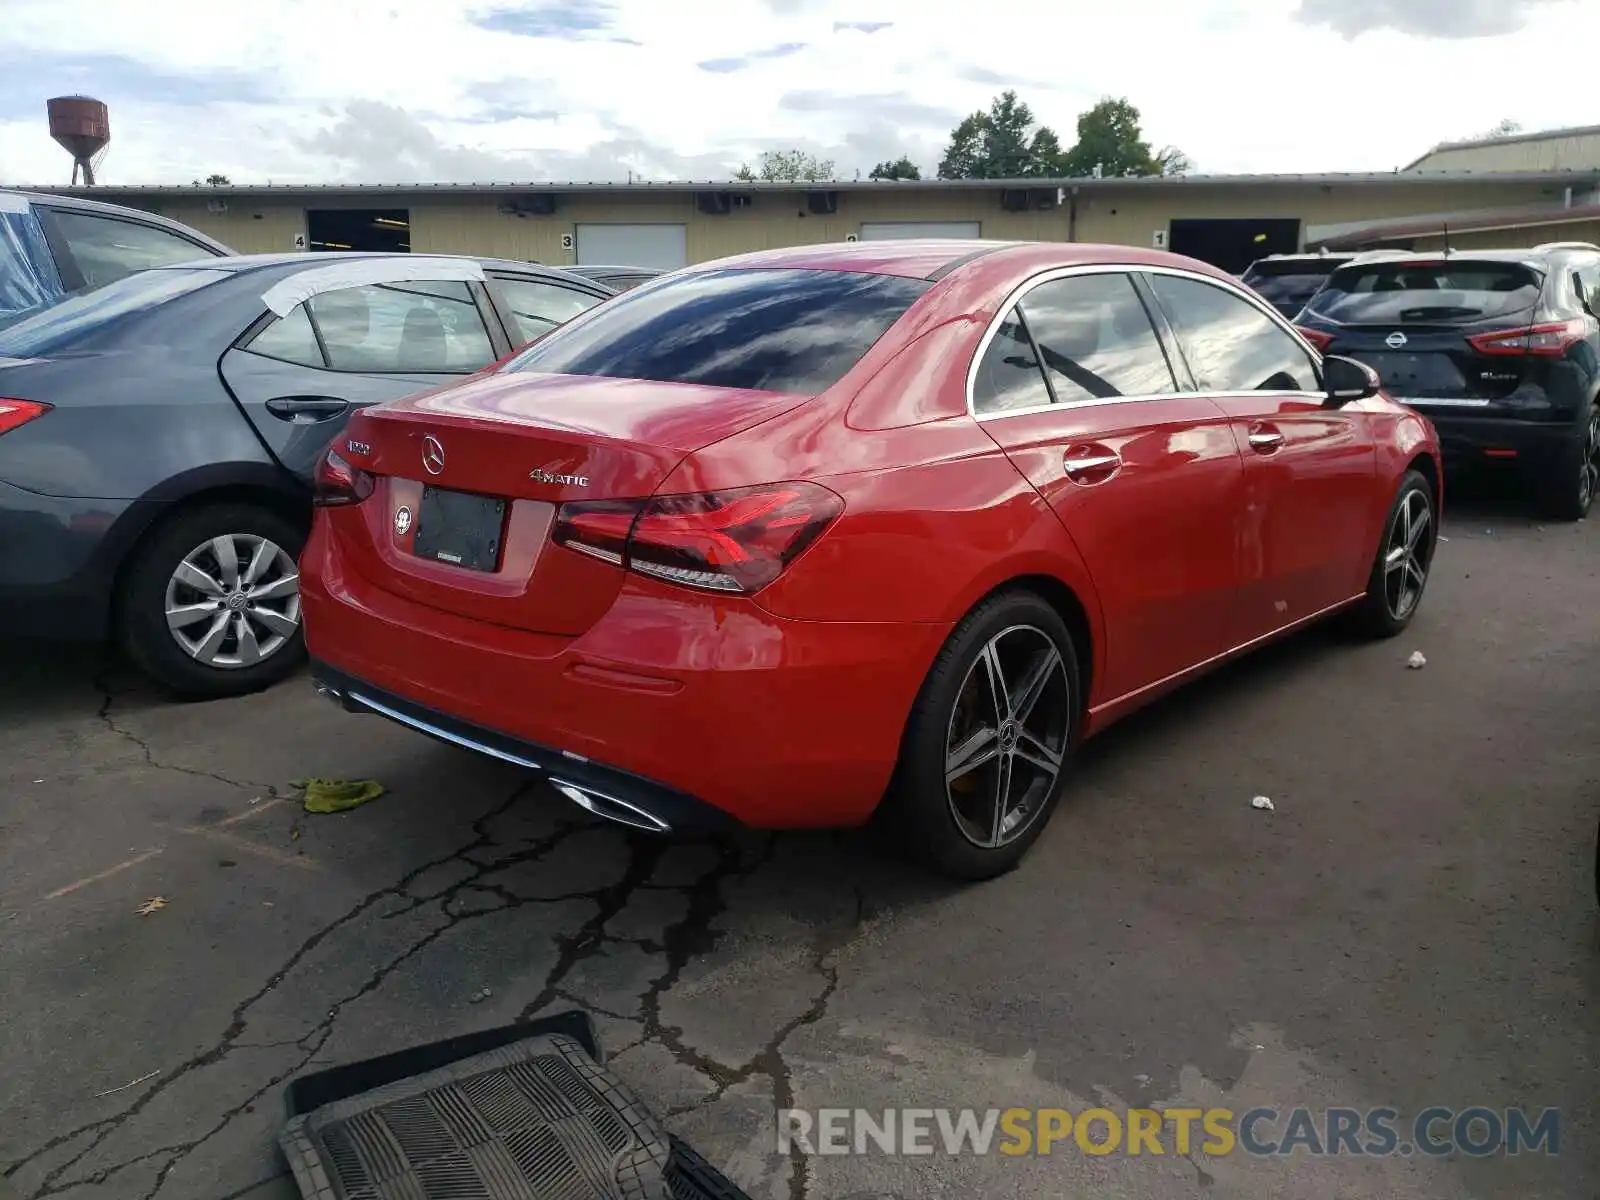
1322;354;1380;407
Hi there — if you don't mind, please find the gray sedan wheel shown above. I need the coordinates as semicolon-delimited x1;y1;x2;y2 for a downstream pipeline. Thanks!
163;533;301;668
121;503;307;697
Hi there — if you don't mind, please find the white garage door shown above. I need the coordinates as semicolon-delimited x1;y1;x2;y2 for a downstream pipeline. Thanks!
859;221;982;240
574;224;687;270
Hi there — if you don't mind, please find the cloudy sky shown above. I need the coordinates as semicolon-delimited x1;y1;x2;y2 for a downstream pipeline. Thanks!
0;0;1593;187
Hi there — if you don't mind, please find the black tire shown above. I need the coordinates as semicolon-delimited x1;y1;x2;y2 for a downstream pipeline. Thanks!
1346;469;1436;640
119;502;307;699
1536;404;1598;522
880;588;1081;882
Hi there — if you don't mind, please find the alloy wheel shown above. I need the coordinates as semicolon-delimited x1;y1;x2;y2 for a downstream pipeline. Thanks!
944;624;1072;850
163;534;301;669
1382;489;1433;622
1581;408;1599;514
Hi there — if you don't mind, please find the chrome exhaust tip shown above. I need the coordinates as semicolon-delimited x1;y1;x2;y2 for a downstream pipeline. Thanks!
550;778;672;834
313;680;345;706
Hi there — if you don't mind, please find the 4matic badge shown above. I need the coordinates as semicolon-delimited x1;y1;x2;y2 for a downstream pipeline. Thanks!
529;467;590;487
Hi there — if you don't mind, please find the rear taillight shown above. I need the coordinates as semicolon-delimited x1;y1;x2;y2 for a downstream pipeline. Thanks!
1294;325;1335;352
312;446;375;507
0;399;50;436
1467;319;1590;357
553;481;844;594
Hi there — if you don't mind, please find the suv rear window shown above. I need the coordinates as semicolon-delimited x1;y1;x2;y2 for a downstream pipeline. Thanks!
507;267;931;395
1246;271;1335;308
0;267;227;356
1306;260;1543;323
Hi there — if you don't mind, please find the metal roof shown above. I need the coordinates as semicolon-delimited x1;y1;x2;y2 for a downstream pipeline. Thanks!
16;168;1600;201
1311;199;1600;250
1403;123;1600;171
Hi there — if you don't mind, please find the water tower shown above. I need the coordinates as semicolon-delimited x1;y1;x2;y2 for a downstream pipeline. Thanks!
47;96;110;186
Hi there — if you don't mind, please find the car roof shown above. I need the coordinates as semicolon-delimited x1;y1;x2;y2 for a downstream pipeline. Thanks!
1333;249;1550;267
151;250;611;288
0;187;233;252
568;264;663;275
689;239;1245;286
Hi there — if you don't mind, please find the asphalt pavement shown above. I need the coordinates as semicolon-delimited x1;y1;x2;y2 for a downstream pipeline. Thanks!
1;487;1596;1200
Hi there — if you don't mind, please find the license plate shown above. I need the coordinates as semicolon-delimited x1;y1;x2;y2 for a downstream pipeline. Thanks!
1358;352;1466;393
411;487;506;572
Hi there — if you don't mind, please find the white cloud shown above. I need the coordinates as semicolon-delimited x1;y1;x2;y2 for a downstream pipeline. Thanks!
0;0;1596;186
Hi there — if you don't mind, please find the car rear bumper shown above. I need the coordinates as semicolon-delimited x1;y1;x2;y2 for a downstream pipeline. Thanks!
1414;413;1577;469
0;481;137;639
300;528;950;831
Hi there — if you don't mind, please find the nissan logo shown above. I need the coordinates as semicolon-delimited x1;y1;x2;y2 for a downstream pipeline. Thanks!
1385;331;1408;349
421;435;445;475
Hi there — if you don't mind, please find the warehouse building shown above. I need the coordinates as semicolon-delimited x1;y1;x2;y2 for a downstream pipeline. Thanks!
29;168;1600;275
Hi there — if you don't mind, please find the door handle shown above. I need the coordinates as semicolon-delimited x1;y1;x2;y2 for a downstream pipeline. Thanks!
264;395;350;424
1062;449;1122;484
1247;424;1284;453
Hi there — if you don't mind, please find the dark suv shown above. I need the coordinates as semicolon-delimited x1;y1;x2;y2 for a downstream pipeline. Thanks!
1294;244;1600;520
1239;252;1357;319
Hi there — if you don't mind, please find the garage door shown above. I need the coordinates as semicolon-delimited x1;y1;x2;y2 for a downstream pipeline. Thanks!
859;221;982;240
574;224;687;270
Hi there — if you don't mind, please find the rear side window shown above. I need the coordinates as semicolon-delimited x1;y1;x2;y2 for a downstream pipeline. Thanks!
49;209;218;289
1149;274;1319;393
1306;260;1543;323
0;267;227;357
1018;273;1176;402
508;267;931;395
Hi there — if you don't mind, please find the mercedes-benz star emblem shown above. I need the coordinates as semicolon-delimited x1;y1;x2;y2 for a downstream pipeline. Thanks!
394;505;413;536
421;435;445;475
1385;331;1408;349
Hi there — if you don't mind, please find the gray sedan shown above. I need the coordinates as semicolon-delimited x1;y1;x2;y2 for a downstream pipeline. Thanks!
0;252;613;696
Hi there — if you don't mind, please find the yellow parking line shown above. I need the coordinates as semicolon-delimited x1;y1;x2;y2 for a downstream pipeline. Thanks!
209;796;287;827
43;847;165;900
177;824;322;872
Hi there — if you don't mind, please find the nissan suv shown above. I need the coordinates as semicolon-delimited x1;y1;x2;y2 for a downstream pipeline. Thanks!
1294;244;1600;520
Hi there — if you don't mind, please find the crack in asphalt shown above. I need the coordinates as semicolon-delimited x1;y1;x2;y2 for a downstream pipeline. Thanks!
9;709;878;1200
6;782;547;1197
93;677;279;797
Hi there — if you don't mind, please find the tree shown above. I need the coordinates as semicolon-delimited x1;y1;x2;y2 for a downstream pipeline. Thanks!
1154;146;1192;177
1059;97;1163;178
936;91;1064;179
205;173;231;187
733;149;835;182
1476;118;1522;139
869;156;921;181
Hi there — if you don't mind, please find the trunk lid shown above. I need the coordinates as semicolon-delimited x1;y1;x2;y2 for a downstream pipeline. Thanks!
326;371;810;634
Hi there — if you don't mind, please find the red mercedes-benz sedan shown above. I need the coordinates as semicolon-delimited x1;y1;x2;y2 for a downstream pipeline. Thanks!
300;240;1441;880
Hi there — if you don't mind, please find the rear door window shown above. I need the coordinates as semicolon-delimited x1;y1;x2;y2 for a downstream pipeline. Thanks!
1018;273;1177;402
508;267;931;395
46;209;219;289
307;280;495;373
971;307;1053;414
1148;273;1320;393
1305;260;1543;324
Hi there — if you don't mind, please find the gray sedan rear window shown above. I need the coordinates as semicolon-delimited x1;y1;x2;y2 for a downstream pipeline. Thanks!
0;268;227;357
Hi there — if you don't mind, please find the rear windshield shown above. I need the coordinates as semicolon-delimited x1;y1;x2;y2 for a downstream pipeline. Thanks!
1306;260;1543;323
1247;272;1334;307
506;267;931;395
0;267;227;356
